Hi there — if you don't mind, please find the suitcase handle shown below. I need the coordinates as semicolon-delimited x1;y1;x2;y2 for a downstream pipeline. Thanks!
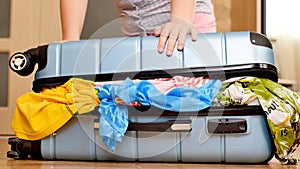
94;120;192;132
207;118;247;134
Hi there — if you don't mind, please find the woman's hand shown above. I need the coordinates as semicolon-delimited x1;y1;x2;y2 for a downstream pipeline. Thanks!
154;0;198;56
154;17;198;56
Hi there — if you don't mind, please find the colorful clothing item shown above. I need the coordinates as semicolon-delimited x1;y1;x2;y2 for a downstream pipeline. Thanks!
12;78;100;140
95;77;222;151
96;76;210;94
114;0;216;36
213;77;259;106
214;77;300;165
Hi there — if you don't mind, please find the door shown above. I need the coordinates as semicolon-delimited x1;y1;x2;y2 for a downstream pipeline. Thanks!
212;0;262;33
0;0;61;135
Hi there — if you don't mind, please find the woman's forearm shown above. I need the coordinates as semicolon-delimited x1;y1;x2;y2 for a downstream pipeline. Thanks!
170;0;196;23
60;0;88;41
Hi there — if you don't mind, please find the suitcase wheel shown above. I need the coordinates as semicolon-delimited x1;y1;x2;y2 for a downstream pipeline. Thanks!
7;150;28;160
7;137;29;160
7;137;42;160
9;52;35;76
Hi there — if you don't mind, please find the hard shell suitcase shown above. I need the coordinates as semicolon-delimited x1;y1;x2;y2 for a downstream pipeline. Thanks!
7;32;277;163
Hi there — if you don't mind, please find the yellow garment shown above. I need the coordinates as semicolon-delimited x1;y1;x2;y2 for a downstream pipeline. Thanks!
72;78;100;114
12;78;100;140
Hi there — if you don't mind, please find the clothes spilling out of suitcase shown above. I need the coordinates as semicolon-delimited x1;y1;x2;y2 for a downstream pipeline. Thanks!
7;32;300;165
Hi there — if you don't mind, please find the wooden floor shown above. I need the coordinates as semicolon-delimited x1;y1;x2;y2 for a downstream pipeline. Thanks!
1;136;300;169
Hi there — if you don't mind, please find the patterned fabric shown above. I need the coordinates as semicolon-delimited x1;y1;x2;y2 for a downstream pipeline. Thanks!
95;76;210;94
213;77;300;165
114;0;214;36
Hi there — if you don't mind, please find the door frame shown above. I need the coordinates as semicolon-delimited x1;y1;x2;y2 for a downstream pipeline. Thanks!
0;0;61;135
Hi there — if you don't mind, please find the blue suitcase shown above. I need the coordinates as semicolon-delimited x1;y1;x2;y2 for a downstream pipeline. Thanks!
7;32;276;163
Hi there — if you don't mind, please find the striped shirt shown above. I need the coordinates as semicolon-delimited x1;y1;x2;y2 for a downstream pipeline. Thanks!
114;0;214;36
